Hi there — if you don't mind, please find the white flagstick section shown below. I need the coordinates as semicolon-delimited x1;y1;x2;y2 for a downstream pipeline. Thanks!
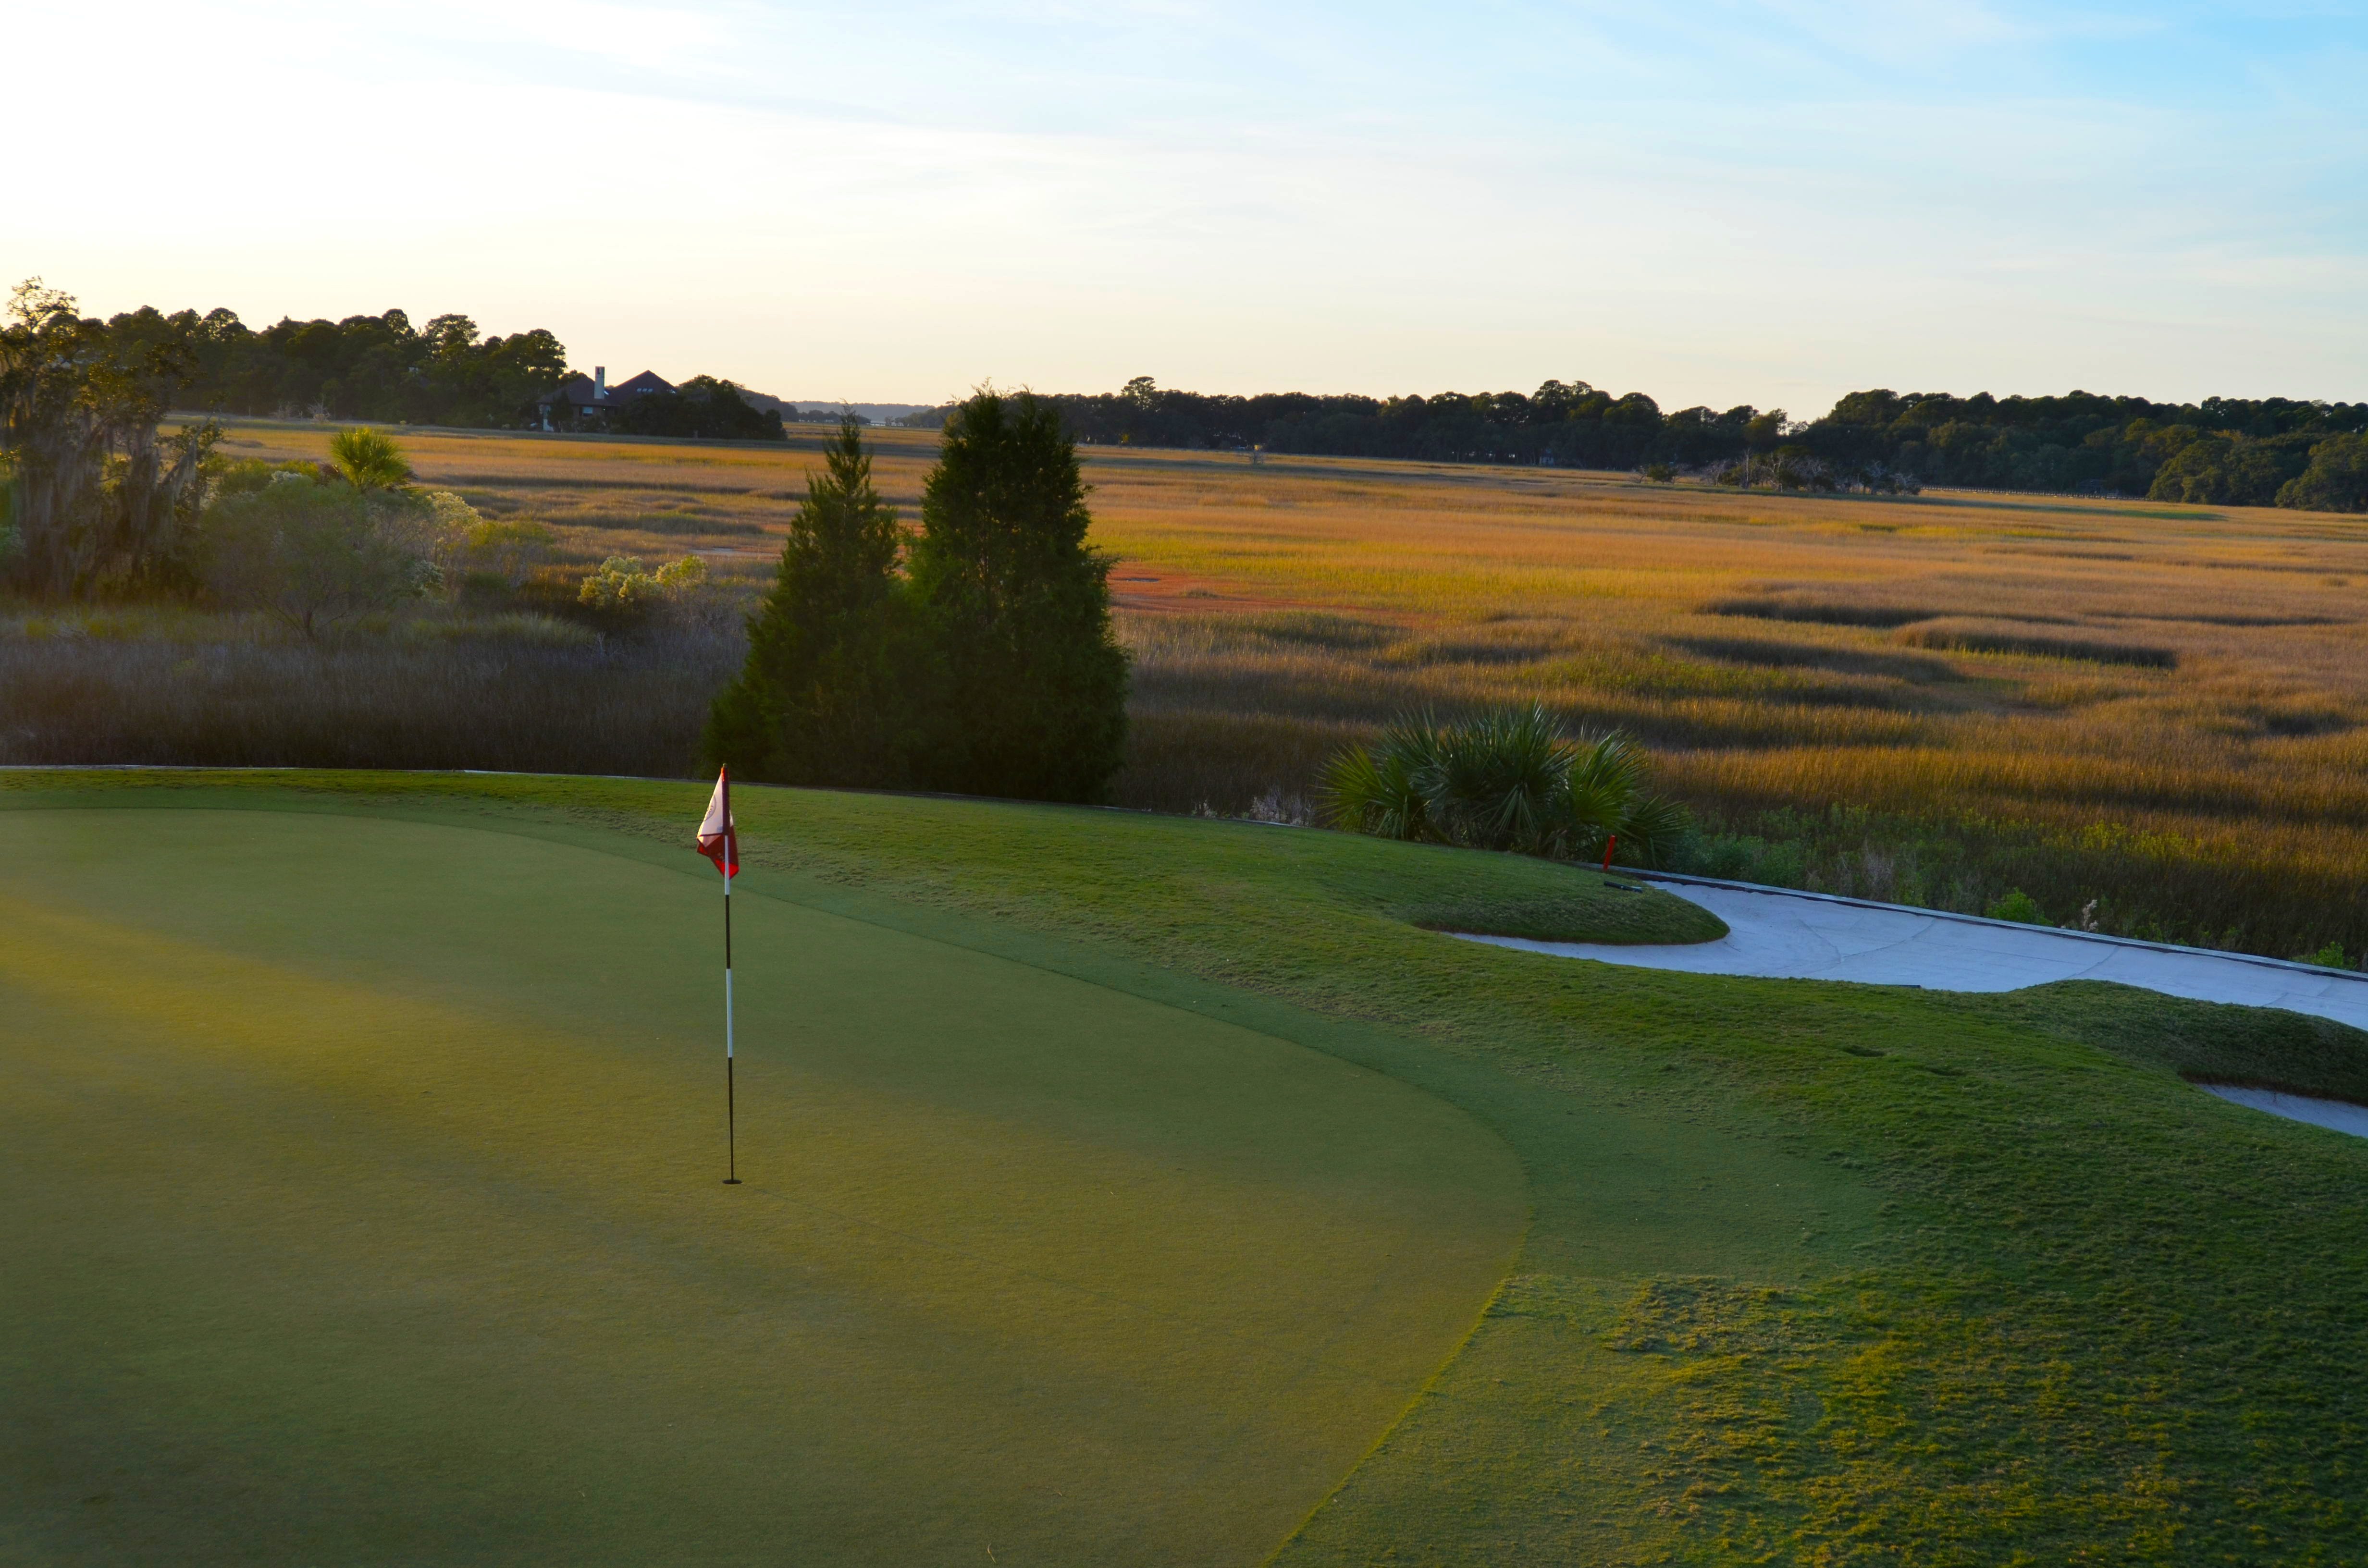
723;852;737;1184
698;766;740;1186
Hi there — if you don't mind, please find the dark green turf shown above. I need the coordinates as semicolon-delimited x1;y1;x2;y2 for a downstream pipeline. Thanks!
6;772;2367;1565
0;807;1525;1566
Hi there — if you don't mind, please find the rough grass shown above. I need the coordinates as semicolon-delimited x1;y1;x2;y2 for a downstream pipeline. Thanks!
7;770;2365;1564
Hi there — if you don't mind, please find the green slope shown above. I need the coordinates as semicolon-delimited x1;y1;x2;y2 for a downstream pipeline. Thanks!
6;772;2368;1565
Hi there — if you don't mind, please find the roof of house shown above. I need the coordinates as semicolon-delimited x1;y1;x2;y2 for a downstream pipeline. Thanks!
537;369;676;411
540;374;605;409
608;371;674;401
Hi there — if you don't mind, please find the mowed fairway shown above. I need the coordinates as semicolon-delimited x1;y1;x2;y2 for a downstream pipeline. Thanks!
11;772;2368;1562
0;807;1524;1566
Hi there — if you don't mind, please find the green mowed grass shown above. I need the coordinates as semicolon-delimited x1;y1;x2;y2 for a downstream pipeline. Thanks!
0;808;1525;1566
7;772;2368;1564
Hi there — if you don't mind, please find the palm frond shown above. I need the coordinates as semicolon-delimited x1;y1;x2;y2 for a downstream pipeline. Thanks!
327;427;413;492
1565;729;1643;856
1424;702;1572;855
1319;720;1433;840
1613;790;1695;868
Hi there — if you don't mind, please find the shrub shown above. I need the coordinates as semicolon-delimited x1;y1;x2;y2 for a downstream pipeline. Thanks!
575;553;711;634
461;515;555;588
198;475;433;638
1321;703;1693;866
376;490;485;596
1986;888;2050;926
2295;942;2353;970
1695;835;1760;880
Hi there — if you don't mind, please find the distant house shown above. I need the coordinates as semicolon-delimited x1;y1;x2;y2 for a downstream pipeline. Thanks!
534;367;675;430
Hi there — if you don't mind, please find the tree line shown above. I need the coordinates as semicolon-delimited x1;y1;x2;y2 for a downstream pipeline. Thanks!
53;282;2366;509
906;375;1767;470
909;377;2368;511
1807;388;2368;511
105;302;568;428
63;286;780;437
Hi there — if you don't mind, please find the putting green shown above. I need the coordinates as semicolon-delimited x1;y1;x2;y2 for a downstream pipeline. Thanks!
0;807;1525;1566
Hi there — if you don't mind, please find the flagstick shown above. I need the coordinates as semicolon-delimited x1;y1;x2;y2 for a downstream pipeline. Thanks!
723;853;738;1185
698;764;742;1188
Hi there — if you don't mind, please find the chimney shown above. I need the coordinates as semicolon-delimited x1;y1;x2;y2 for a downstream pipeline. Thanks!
594;366;607;398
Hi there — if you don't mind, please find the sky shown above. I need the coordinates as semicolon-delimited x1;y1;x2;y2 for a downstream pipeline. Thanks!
6;1;2364;414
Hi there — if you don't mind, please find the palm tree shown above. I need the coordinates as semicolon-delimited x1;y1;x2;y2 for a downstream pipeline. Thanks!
327;427;412;491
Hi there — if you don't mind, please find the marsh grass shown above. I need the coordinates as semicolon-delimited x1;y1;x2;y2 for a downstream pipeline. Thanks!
72;418;2368;957
1122;607;2368;953
0;607;739;777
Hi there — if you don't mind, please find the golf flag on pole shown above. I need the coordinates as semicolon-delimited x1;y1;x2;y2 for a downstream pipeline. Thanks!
696;767;740;1184
698;768;738;877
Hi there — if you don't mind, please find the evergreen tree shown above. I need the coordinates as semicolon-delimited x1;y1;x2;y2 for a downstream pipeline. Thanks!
704;420;917;784
908;390;1130;801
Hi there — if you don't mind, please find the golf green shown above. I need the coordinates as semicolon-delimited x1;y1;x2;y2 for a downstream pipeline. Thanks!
0;806;1526;1566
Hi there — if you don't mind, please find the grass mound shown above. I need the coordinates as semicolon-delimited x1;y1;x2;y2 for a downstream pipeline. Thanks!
1980;979;2368;1100
1402;874;1726;943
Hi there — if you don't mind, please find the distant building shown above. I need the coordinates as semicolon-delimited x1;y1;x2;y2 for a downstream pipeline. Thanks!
534;367;674;430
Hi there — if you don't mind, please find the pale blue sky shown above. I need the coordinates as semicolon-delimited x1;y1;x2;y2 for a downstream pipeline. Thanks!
10;1;2362;412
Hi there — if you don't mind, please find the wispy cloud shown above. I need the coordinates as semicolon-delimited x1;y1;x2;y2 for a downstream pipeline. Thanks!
4;0;2361;407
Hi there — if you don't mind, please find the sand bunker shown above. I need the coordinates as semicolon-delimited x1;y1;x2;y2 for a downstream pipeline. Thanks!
1460;875;2368;1139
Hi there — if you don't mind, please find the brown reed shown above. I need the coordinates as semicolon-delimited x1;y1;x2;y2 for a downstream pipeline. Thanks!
88;417;2368;958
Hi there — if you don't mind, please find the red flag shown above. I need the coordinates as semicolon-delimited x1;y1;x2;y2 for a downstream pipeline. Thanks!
697;767;737;878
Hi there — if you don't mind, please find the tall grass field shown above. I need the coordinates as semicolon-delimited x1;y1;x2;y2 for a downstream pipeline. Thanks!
7;416;2367;958
5;769;2367;1563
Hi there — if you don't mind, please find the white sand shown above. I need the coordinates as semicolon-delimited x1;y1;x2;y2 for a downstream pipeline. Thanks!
1458;876;2368;1031
1457;876;2368;1139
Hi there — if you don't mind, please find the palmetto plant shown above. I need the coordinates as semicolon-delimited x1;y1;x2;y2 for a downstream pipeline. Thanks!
1564;726;1643;846
1320;702;1692;867
327;427;413;491
1320;712;1442;843
1422;703;1574;856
